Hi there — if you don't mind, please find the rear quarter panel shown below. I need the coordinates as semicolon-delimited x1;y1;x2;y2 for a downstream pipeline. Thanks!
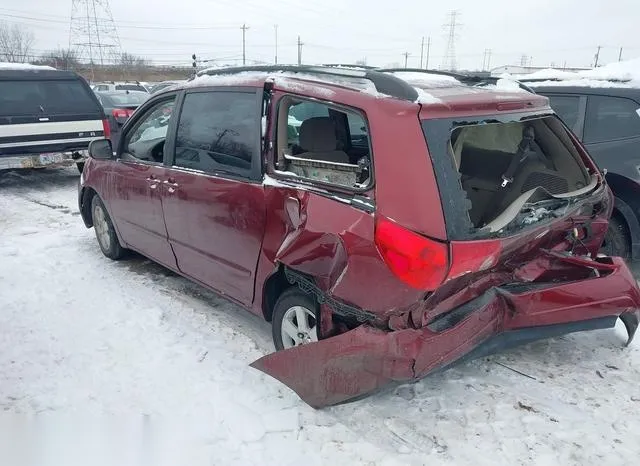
253;86;442;321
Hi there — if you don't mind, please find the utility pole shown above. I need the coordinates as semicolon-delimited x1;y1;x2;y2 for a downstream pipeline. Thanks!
426;36;431;69
420;37;425;69
241;24;249;65
274;25;278;64
619;47;623;62
403;52;410;68
594;45;602;67
297;36;303;65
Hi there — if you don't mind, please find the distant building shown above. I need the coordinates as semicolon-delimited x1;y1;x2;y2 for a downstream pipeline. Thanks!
490;65;591;76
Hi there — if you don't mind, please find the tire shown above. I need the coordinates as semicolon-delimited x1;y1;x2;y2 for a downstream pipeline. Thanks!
76;162;85;173
272;288;320;351
601;215;631;260
91;195;126;260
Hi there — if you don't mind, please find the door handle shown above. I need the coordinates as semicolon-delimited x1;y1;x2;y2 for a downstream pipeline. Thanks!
162;180;179;193
146;176;158;189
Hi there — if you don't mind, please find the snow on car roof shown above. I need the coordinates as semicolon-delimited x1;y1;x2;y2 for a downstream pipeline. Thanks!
387;71;461;88
0;62;55;70
514;58;640;88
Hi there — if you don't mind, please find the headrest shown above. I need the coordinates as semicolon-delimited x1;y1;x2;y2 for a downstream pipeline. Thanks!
299;117;337;152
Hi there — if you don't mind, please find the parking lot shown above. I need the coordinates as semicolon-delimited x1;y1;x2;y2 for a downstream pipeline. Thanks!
1;167;639;465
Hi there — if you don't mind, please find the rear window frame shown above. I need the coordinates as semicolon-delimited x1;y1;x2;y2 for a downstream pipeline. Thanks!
270;93;375;195
421;110;591;240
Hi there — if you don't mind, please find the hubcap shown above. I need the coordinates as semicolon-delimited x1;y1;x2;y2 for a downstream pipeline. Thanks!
281;305;318;349
93;204;111;251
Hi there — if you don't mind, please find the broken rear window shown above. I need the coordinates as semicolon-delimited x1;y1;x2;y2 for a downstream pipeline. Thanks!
422;113;592;238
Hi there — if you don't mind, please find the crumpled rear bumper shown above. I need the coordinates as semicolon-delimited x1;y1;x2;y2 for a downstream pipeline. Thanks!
251;257;640;408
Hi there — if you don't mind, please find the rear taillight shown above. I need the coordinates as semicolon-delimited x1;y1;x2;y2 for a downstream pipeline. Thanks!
375;217;449;290
102;118;111;139
112;108;132;119
447;240;502;281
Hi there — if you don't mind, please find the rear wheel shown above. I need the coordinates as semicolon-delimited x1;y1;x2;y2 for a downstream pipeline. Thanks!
601;215;631;260
272;288;319;350
91;195;126;260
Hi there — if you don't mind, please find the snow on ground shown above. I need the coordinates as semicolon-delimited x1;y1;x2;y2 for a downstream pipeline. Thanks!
2;168;640;465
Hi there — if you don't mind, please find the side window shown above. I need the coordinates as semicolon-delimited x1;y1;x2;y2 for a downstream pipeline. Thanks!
275;97;372;190
174;91;258;175
123;97;176;163
584;95;640;143
97;85;109;91
547;95;581;132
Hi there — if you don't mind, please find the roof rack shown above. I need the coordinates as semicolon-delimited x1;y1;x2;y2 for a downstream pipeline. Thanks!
195;65;419;101
377;68;470;80
321;63;377;70
376;68;537;94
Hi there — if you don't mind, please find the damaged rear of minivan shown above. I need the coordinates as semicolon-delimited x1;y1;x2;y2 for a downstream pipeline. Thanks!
253;97;640;409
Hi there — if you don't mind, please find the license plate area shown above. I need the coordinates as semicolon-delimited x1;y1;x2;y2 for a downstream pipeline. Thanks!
38;153;65;165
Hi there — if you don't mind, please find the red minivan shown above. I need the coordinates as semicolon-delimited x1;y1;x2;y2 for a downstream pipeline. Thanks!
79;66;640;408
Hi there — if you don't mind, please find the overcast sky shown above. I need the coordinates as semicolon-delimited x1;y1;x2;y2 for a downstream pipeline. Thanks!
3;0;640;70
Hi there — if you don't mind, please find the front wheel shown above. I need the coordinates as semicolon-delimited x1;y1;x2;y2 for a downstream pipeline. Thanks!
272;288;319;350
601;215;631;260
91;195;126;260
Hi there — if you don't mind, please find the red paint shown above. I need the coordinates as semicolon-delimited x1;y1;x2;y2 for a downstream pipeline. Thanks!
80;72;640;408
161;168;266;306
252;257;640;408
106;161;177;269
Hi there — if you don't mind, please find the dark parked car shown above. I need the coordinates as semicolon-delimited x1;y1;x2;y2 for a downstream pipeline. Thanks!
78;66;640;408
92;81;149;93
94;90;148;148
524;81;640;260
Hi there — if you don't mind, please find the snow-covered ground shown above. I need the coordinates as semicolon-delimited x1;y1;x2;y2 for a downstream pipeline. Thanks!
1;168;640;466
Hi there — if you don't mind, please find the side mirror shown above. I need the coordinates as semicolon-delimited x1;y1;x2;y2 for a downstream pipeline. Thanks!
88;138;113;160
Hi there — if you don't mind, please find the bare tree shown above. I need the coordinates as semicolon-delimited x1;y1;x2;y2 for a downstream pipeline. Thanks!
37;48;80;70
120;52;148;69
0;22;35;63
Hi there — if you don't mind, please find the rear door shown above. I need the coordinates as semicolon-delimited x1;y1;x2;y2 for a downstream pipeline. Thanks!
161;87;266;305
0;72;105;157
107;94;178;268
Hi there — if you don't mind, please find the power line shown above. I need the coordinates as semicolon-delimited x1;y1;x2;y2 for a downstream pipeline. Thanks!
0;11;239;30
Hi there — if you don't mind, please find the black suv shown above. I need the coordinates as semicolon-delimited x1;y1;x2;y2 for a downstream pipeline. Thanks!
527;82;640;259
0;66;106;173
